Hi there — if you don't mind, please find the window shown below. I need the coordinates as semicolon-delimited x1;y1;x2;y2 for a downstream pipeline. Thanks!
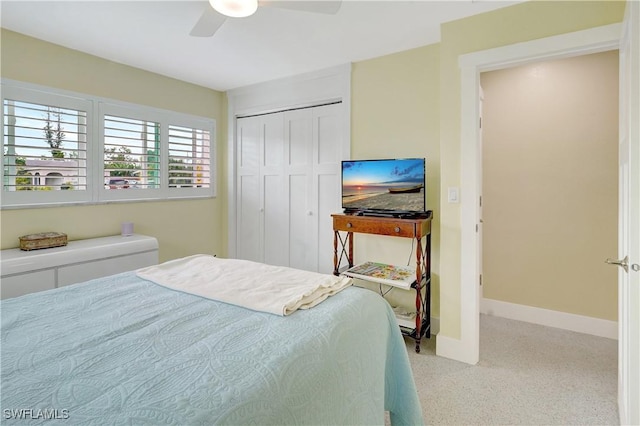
1;80;215;208
168;125;211;188
104;115;161;190
4;99;88;192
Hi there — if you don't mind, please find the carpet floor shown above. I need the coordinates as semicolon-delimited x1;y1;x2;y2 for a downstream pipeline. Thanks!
403;314;619;425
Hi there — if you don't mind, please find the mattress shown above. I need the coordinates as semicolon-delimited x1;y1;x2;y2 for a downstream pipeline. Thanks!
1;270;423;425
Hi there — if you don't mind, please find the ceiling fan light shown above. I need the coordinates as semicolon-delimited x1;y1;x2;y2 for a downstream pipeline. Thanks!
210;0;258;18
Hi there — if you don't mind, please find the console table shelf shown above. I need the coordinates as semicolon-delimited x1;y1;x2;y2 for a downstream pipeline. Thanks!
332;211;432;353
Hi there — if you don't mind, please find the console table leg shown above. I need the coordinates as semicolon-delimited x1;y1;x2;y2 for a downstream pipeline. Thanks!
414;237;423;353
347;231;354;268
414;282;423;353
333;231;339;275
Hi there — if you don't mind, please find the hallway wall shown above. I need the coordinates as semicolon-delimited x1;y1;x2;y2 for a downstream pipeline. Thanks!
480;50;619;321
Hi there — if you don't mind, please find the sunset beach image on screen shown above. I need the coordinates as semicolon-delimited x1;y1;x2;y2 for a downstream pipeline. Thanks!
341;158;426;213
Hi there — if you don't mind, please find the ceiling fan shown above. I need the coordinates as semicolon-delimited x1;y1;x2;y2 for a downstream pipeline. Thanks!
190;0;343;37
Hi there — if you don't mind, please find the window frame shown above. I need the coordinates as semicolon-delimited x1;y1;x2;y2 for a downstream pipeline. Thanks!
1;79;216;209
2;84;93;207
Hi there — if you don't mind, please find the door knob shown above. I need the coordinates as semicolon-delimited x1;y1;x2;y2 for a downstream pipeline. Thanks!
605;256;629;273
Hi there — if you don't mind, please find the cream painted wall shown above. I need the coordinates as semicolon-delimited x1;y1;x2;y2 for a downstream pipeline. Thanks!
438;1;625;338
481;51;619;321
351;44;441;317
0;0;626;339
0;29;226;262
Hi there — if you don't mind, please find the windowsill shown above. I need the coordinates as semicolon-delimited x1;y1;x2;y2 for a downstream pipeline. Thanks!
0;194;216;210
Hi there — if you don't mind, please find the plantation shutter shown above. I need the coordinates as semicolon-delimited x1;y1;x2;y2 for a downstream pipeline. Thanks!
2;81;215;207
3;99;88;191
168;125;211;188
103;115;160;189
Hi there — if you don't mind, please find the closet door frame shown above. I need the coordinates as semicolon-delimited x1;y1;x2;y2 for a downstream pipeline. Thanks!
226;64;351;259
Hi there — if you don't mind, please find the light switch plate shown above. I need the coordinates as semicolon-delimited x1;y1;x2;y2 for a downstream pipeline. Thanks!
448;187;460;203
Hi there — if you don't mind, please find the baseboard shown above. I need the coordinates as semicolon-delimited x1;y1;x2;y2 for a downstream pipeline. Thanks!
618;391;628;426
435;333;478;365
481;298;617;340
429;316;440;336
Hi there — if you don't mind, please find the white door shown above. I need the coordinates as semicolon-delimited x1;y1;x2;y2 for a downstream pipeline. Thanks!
261;113;287;267
236;115;262;263
236;113;286;265
614;2;640;424
284;103;344;273
313;103;344;274
236;103;344;273
284;108;314;271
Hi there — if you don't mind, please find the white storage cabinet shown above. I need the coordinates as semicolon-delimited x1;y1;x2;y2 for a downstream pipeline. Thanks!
0;234;159;299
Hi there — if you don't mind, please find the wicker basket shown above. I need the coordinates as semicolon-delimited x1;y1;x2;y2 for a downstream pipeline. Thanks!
19;232;68;251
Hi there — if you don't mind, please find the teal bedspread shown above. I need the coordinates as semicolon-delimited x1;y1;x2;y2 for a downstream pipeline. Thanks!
1;271;423;425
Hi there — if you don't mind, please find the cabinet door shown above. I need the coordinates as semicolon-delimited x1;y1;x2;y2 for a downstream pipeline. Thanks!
1;270;56;299
57;252;158;287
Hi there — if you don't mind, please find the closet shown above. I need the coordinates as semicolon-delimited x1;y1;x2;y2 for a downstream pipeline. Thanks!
235;102;343;273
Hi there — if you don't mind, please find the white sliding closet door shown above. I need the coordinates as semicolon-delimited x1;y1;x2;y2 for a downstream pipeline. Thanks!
236;102;343;273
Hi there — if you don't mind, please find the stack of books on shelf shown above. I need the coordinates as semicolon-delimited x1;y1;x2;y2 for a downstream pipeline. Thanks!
342;261;416;290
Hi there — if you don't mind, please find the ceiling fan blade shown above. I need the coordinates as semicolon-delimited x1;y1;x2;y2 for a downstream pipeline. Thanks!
189;6;227;37
260;1;342;15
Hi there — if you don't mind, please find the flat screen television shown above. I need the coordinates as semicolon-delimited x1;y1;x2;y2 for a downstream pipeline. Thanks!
341;158;427;217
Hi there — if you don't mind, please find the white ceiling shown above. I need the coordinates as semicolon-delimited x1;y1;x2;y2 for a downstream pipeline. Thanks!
1;1;520;91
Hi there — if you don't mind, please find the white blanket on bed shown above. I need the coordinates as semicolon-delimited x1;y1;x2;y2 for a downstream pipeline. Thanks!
136;255;353;316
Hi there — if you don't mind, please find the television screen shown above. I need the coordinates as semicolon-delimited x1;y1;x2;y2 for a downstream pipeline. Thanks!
341;158;426;215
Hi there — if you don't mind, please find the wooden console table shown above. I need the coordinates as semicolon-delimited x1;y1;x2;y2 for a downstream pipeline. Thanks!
332;212;432;353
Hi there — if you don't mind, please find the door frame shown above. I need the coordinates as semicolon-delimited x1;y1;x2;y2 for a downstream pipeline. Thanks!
617;2;640;423
451;23;622;366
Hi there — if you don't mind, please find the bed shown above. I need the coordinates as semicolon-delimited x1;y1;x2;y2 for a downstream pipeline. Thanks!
1;256;423;425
